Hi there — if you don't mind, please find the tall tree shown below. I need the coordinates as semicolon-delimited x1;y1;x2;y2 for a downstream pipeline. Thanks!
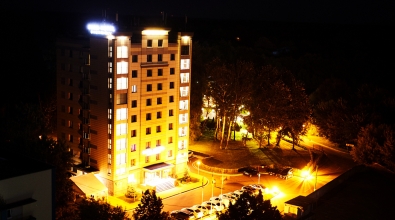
218;190;282;220
133;190;170;220
351;124;395;172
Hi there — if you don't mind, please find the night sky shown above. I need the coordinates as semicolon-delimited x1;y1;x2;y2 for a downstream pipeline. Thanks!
2;0;394;24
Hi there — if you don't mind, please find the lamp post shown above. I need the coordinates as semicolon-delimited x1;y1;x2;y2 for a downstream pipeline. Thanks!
258;173;261;184
197;161;201;176
314;165;318;191
201;177;204;203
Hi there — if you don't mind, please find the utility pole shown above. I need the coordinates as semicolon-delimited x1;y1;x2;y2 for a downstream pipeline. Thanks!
314;165;318;191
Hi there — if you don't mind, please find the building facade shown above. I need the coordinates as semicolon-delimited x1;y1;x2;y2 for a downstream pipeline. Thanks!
57;25;193;196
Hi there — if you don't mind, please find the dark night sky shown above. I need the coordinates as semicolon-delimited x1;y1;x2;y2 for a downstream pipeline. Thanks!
2;0;394;24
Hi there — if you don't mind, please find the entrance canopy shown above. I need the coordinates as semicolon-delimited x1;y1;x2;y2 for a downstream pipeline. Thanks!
70;173;107;199
143;162;173;171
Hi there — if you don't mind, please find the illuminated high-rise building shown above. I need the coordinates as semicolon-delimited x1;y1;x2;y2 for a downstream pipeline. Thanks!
57;23;193;196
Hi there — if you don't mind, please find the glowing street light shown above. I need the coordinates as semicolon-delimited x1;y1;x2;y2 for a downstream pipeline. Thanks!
258;173;261;184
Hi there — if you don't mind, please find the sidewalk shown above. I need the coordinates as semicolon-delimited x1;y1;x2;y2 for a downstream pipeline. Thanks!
107;173;208;212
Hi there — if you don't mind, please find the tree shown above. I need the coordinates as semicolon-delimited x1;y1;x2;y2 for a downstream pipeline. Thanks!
218;190;282;220
133;190;170;220
78;199;129;220
351;124;395;172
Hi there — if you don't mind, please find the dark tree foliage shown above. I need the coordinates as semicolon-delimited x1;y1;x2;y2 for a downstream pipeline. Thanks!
133;190;170;220
351;124;395;172
78;199;129;220
218;191;282;220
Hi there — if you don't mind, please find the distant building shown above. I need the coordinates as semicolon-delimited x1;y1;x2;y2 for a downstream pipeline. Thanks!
0;151;54;220
57;22;193;196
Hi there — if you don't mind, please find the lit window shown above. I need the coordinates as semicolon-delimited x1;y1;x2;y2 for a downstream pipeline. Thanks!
117;46;128;58
108;154;112;164
131;85;137;93
168;137;173;144
156;153;160;160
146;142;151;148
145;156;150;163
179;127;186;137
108;139;112;150
108;62;113;73
131;159;136;166
116;93;127;104
116;123;127;135
179;113;188;124
180;59;190;70
131;144;136;152
117;62;128;74
168;150;172;157
117;153;126;164
109;46;112;57
116;108;128;120
180;100;189;110
180;86;189;97
181;73;189;83
108;78;112;89
116;138;127;150
117;78;128;90
179;140;186;150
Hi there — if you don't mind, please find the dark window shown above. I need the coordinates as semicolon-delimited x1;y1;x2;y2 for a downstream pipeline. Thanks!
156;126;161;133
158;54;162;62
116;93;127;104
169;109;174;116
146;113;151;121
147;40;152;47
157;83;162;90
132;55;138;62
131;115;137;122
61;77;65;85
147;55;152;62
158;39;163;47
146;127;151;134
181;45;189;55
169;95;174;103
169;123;173;130
147;70;152;77
170;68;175;75
132;100;137;108
132;70;137;78
170;82;174;89
158;69;163;76
157;97;162;105
147;84;152;91
157;111;162;119
170;54;175;61
131;130;136;137
146;99;152;106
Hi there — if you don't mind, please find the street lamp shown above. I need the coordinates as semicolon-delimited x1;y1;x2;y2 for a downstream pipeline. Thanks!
258;173;261;184
201;177;204;203
197;161;201;176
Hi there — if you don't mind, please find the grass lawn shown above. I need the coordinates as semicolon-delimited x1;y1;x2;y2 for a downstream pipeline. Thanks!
189;130;312;170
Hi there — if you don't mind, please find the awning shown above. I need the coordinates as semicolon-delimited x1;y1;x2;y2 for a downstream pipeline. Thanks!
70;173;107;197
143;162;174;171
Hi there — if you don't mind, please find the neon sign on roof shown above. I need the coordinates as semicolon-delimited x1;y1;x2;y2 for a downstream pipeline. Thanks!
87;23;115;35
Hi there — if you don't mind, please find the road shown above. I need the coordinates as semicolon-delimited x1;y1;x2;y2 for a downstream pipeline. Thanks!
163;137;356;214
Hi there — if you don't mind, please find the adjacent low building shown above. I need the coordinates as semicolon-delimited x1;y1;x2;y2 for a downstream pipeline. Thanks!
0;151;54;220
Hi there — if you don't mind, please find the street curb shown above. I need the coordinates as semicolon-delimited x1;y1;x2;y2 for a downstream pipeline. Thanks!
162;177;209;200
192;161;243;176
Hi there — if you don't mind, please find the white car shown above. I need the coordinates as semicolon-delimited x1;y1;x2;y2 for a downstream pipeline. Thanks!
192;205;216;215
249;184;266;191
209;196;230;207
219;193;237;205
202;201;225;212
188;151;194;158
181;207;204;219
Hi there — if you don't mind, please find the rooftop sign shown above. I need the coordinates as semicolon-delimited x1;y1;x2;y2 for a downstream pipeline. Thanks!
87;23;115;35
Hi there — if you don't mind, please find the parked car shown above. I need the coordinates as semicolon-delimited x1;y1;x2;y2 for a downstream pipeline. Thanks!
220;193;237;205
241;185;260;195
249;184;266;191
193;204;216;215
202;201;225;212
243;167;259;177
173;210;195;219
210;196;230;207
237;166;253;173
278;167;293;179
181;207;203;219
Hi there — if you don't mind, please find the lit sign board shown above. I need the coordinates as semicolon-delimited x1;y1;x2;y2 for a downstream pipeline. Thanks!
142;146;165;156
87;23;115;35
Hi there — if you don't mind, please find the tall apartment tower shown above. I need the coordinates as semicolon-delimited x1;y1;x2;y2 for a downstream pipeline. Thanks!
57;25;193;196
